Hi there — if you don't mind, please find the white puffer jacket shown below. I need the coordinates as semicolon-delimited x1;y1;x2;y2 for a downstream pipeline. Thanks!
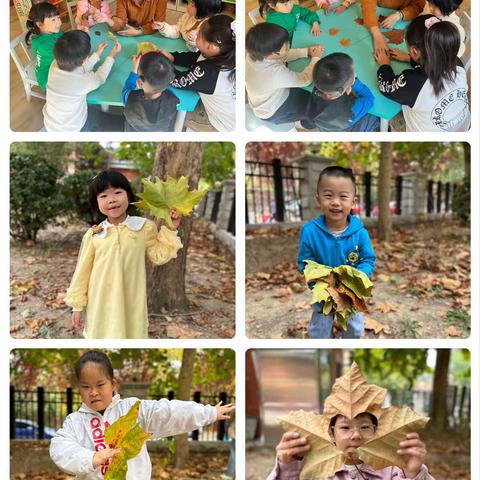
50;395;217;479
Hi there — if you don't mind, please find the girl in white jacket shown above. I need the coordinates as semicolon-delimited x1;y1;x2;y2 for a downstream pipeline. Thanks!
152;0;222;51
50;350;234;479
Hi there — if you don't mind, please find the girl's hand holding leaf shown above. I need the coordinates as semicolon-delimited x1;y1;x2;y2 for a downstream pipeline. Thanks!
169;209;181;229
398;433;427;479
93;448;122;468
215;401;235;420
276;431;310;464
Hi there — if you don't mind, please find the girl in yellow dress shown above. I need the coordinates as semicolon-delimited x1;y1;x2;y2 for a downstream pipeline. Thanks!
65;171;183;339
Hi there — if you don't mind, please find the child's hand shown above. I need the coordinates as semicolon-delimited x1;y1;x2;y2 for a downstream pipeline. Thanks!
158;49;174;62
186;30;198;44
308;45;325;58
71;311;82;329
374;47;390;65
132;53;142;73
93;448;122;468
169;209;181;229
96;42;108;57
78;25;89;33
109;40;122;58
310;22;321;36
215;401;235;420
380;11;402;29
118;24;142;36
389;48;409;62
276;431;310;464
397;432;427;478
153;20;166;32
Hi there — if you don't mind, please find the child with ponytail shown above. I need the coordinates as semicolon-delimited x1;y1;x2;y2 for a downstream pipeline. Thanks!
375;14;470;132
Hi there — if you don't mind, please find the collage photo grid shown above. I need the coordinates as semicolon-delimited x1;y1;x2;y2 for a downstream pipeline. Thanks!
2;0;479;479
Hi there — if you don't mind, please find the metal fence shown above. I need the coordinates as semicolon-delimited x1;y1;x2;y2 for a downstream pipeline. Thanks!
246;159;304;224
245;160;457;224
10;386;235;441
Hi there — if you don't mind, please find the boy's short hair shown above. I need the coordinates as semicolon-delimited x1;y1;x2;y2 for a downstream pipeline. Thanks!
313;53;355;95
428;0;462;16
194;0;223;18
317;166;356;194
54;30;91;72
138;52;175;92
246;23;289;62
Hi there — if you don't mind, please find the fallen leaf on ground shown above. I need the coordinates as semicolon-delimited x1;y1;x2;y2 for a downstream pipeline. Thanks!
440;278;462;290
364;317;391;335
374;303;398;314
445;325;463;337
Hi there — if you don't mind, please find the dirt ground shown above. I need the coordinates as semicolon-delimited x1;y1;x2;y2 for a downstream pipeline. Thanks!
246;220;470;339
246;429;470;480
10;219;235;339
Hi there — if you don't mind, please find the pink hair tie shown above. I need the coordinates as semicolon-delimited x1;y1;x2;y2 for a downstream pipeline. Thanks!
425;16;441;29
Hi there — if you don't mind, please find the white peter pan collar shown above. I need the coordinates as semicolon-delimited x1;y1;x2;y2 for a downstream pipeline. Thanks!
93;215;147;238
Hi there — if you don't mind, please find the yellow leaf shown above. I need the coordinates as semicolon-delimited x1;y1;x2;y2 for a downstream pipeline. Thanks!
137;41;158;54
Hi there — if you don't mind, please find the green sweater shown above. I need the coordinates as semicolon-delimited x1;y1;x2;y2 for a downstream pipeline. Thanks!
265;5;319;41
31;31;64;91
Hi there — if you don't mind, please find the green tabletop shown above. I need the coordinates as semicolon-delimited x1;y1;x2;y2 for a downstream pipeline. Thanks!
87;23;200;111
290;4;410;121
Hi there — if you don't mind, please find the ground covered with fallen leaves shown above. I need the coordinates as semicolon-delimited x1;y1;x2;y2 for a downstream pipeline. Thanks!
246;430;470;480
246;220;470;339
10;218;235;339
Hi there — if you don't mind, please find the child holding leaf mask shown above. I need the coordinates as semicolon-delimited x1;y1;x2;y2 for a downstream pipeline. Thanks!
268;363;433;480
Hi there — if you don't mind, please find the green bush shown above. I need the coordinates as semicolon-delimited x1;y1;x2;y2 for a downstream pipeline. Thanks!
452;177;470;224
10;153;64;242
61;170;97;225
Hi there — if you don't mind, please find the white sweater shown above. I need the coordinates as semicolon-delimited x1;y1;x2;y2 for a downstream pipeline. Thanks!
246;48;318;119
43;53;114;132
49;395;217;479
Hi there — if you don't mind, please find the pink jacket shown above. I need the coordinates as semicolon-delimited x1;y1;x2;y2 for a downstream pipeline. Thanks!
266;458;435;480
76;0;112;27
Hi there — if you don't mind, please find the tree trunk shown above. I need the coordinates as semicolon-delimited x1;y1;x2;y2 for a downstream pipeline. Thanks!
174;349;197;469
378;142;393;241
430;349;451;430
463;143;470;178
146;143;204;313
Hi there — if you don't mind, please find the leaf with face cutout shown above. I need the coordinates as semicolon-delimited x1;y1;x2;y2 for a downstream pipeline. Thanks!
134;176;208;228
104;401;152;480
278;410;345;480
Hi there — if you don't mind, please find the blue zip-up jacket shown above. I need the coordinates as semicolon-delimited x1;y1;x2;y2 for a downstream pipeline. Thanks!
297;214;376;277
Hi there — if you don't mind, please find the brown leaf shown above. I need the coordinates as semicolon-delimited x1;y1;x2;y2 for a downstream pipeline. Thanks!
445;325;463;337
441;278;462;290
354;17;364;25
364;317;391;335
384;29;404;44
329;28;339;35
340;38;351;47
374;303;398;314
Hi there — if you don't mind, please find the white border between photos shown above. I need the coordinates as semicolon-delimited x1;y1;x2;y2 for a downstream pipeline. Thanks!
1;0;479;478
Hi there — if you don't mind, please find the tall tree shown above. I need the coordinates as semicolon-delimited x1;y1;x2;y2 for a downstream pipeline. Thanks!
430;349;451;430
377;143;393;241
174;349;197;469
146;143;204;312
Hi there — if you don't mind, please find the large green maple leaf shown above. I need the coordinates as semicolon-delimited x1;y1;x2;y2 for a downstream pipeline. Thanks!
133;176;208;228
104;401;152;480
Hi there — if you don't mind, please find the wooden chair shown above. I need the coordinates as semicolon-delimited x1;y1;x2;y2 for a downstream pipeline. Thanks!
248;7;261;25
459;11;471;72
10;31;45;102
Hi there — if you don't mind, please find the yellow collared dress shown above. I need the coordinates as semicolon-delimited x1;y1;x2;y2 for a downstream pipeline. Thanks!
65;216;183;338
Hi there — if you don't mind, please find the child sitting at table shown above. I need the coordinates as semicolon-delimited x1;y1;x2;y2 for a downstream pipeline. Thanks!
43;30;123;132
260;0;321;43
160;15;236;131
122;51;179;131
301;52;380;131
153;0;222;51
75;0;112;28
26;2;63;92
246;23;323;125
315;0;359;15
375;14;470;132
422;0;465;57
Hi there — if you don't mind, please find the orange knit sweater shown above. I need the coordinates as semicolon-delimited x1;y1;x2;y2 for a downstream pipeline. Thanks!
361;0;425;28
112;0;167;34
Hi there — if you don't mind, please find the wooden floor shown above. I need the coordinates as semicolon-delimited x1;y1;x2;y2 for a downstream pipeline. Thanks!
9;6;183;132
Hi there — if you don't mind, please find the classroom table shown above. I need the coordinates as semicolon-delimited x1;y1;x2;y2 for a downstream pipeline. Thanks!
87;23;200;131
289;4;411;131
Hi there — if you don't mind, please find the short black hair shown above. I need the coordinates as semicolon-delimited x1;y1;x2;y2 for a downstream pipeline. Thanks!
246;23;289;62
54;30;91;72
313;53;354;95
194;0;223;18
329;413;378;430
138;52;175;92
26;2;59;45
427;0;462;16
317;166;356;194
75;351;114;381
89;170;137;221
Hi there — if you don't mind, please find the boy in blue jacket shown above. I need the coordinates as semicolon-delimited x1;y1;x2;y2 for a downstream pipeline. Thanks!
298;166;376;338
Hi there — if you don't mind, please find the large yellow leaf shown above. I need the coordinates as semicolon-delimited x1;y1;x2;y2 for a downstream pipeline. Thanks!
323;363;386;421
137;42;158;54
104;401;152;480
134;176;208;228
357;407;429;470
303;260;332;283
277;410;345;480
